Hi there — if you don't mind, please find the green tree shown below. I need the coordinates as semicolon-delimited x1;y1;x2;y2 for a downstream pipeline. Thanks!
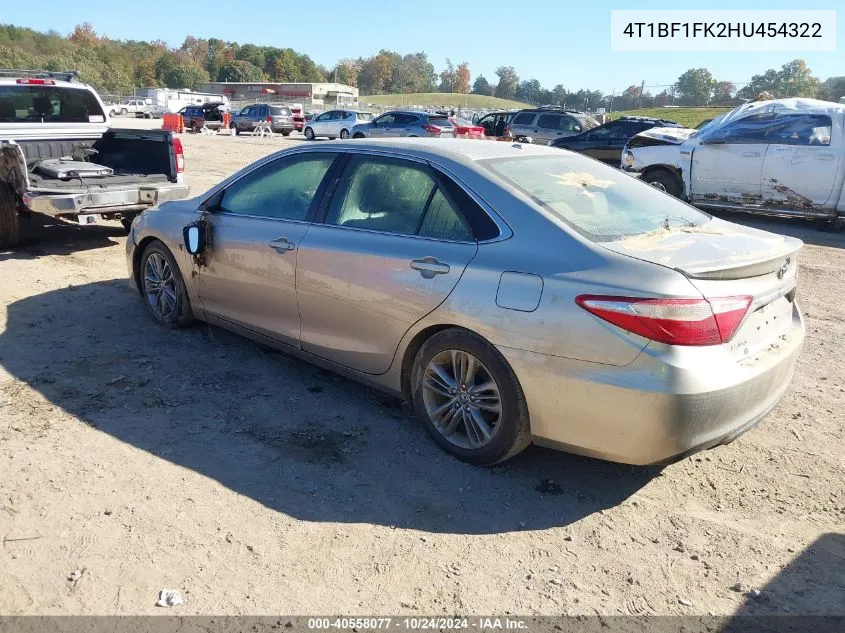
778;59;819;97
674;68;714;105
217;60;263;82
454;62;471;94
164;65;210;90
472;75;493;96
494;66;519;99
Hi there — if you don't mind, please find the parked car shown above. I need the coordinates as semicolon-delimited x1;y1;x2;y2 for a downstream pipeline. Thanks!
622;98;845;224
509;107;599;145
230;103;294;135
136;103;169;119
127;139;804;466
350;111;454;138
450;117;485;138
304;110;374;140
290;105;305;131
550;116;682;165
180;102;227;132
475;111;517;138
116;99;149;115
0;70;189;247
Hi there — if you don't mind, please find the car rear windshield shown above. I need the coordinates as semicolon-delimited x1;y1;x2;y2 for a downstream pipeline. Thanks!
271;106;292;116
356;112;374;121
427;116;452;127
0;85;105;123
483;155;709;242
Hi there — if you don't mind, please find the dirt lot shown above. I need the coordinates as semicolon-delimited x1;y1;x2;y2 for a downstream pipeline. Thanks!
1;122;843;617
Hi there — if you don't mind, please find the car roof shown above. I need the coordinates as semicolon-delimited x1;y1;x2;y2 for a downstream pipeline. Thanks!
0;78;92;91
307;137;559;163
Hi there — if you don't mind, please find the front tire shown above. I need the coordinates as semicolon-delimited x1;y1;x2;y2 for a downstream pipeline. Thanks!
643;169;683;198
0;184;20;248
120;108;128;115
412;328;531;465
304;127;315;140
140;241;194;328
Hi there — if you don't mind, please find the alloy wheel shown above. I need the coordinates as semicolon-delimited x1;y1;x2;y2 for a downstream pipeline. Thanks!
421;349;502;449
143;252;178;321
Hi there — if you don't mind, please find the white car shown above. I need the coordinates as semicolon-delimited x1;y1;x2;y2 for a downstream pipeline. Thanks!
621;98;845;224
304;109;374;140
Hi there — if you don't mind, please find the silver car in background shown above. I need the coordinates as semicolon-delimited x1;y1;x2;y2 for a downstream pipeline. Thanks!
350;111;455;139
126;140;804;466
304;110;374;140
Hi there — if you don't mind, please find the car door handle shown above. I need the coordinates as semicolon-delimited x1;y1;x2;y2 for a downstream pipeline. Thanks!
816;153;836;161
741;151;761;157
410;257;450;278
268;238;296;253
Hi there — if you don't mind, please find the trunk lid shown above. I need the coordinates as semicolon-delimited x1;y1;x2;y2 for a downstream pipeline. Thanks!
601;218;802;358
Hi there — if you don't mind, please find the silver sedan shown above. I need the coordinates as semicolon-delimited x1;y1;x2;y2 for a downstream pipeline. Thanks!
126;139;805;465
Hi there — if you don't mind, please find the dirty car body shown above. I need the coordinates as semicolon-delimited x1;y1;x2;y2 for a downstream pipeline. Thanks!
622;98;845;221
127;139;805;466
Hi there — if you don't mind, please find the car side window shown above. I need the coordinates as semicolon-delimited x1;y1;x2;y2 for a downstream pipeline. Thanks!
375;113;395;125
767;114;832;146
704;113;775;144
588;124;614;138
396;114;416;125
513;112;536;126
219;154;336;221
537;114;561;130
609;123;635;139
325;155;472;241
560;117;582;132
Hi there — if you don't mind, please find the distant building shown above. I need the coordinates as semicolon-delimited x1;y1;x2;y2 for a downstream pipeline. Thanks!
199;82;358;106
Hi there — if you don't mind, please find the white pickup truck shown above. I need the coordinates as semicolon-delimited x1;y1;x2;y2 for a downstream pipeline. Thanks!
0;71;189;247
621;98;845;226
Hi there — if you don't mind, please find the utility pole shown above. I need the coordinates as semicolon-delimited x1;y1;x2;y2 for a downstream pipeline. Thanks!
608;89;615;113
637;80;645;108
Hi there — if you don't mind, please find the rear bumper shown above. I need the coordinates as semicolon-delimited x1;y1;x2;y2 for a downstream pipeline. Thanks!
23;183;190;218
497;302;805;465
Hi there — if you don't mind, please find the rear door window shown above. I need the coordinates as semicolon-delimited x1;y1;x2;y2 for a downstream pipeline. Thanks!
271;106;292;116
325;155;473;241
536;114;562;130
513;112;536;126
0;85;105;122
767;113;832;146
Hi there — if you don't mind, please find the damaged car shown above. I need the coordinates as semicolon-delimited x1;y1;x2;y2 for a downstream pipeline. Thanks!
127;139;805;467
621;98;845;226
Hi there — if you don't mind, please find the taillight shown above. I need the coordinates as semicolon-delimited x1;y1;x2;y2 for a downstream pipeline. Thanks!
266;116;272;123
173;137;185;173
422;123;441;134
17;78;55;85
575;295;752;346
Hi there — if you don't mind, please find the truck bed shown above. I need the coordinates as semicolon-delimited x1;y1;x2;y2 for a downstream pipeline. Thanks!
21;128;176;193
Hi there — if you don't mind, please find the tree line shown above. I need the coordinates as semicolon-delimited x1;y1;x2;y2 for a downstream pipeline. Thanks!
1;23;843;107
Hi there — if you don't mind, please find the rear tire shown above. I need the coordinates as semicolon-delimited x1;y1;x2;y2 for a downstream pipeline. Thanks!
643;169;683;198
120;108;128;115
0;184;20;248
139;241;194;328
411;328;531;465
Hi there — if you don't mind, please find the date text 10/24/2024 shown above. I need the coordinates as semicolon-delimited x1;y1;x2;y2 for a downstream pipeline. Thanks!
307;618;529;630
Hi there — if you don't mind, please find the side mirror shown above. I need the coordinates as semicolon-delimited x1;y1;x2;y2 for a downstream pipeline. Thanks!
183;221;207;255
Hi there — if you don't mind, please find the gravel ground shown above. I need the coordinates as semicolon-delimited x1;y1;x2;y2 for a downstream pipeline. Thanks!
1;122;843;617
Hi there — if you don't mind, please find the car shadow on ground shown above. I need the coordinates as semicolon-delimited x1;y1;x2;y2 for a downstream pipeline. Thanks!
0;279;660;535
719;532;845;630
0;213;125;262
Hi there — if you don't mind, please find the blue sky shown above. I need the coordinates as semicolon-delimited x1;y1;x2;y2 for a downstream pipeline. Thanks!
3;1;841;93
